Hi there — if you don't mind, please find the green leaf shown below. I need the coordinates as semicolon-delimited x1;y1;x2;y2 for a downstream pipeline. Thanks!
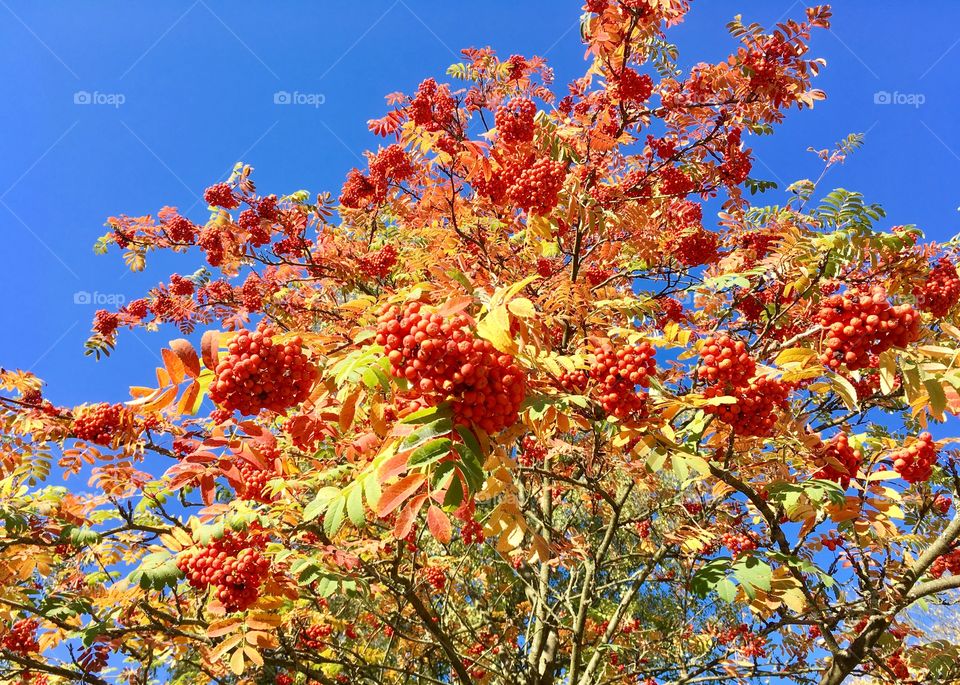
401;418;453;451
690;558;731;597
303;486;341;522
346;485;365;527
732;557;772;599
323;495;346;537
408;438;453;468
454;444;484;492
400;403;453;425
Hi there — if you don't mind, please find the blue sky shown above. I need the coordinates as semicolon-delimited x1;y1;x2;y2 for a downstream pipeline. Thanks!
1;0;959;408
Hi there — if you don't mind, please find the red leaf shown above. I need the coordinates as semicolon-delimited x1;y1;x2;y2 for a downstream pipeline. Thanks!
426;505;452;544
393;494;428;539
201;330;220;371
377;473;427;517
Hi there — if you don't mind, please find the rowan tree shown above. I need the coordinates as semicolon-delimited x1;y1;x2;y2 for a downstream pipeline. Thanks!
3;3;960;685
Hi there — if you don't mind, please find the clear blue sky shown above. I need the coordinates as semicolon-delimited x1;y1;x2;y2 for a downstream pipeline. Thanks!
2;0;959;407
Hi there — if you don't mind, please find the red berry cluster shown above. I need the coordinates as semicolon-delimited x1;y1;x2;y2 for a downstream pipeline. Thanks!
672;228;720;267
165;214;197;243
915;257;960;317
886;651;910;681
358;244;398;279
715;623;766;658
210;323;316;416
612;67;653;102
375;302;526;433
930;548;960;579
698;334;755;386
1;619;39;654
719;128;752;186
204;183;239;209
300;623;333;649
720;532;757;558
934;494;952;515
93;310;119;338
422;565;447;591
276;674;294;685
73;402;131;446
591;341;656;420
536;257;560;278
656;297;684;328
176;531;270;612
495;98;536;146
813;434;862;489
509;157;567;216
703;376;791;437
658;165;694;196
518;435;547;467
816;287;921;371
408;78;455;134
892;432;937;484
461;520;485;545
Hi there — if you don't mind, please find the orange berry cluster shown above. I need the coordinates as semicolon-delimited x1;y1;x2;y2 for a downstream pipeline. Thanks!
892;432;937;484
697;335;790;437
211;323;316;416
698;334;755;386
703;376;791;437
816;287;920;371
915;257;960;317
510;157;567;215
814;434;862;489
72;402;131;446
176;531;270;612
591;341;656;420
1;618;39;654
238;462;274;503
375;302;526;433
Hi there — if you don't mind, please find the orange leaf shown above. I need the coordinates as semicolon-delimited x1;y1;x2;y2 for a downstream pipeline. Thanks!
339;388;361;434
201;330;220;371
161;348;186;384
206;617;243;638
378;473;427;517
169;339;201;378
177;380;202;416
427;504;452;544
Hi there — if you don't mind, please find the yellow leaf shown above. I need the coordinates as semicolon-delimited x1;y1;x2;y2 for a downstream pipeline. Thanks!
229;646;245;675
476;306;517;355
243;645;263;667
507;297;536;318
